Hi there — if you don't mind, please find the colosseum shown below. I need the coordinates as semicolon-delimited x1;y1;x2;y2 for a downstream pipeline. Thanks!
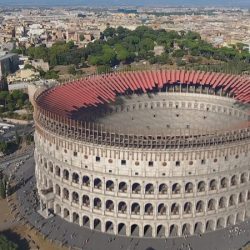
33;69;250;238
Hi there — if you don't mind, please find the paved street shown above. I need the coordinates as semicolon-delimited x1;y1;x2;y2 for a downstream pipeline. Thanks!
4;155;250;250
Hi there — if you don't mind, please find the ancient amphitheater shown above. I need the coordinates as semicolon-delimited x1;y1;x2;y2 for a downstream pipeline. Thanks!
33;69;250;238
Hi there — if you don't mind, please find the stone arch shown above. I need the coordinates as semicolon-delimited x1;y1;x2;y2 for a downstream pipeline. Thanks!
172;183;181;194
83;215;90;228
207;199;216;211
72;172;79;184
218;197;227;209
55;165;61;177
229;194;236;206
227;214;235;226
118;223;126;236
63;188;69;200
159;183;168;194
220;177;228;188
73;212;79;224
131;202;140;215
209;179;217;191
94;218;101;231
145;183;154;194
82;195;90;207
197;181;206;192
118;182;127;192
240;172;247;184
48;161;53;173
196;200;205;213
63;208;70;219
144;203;154;215
185;182;194;193
183;202;192;214
169;224;179;237
132;183;141;194
106;200;114;212
238;192;245;203
55;204;61;214
106;180;115;191
94;197;102;209
182;223;191;236
63;169;69;181
72;191;79;204
236;212;244;223
157;225;165;237
118;201;127;213
194;222;203;234
105;221;114;233
206;220;215;232
48;179;53;189
144;225;153;237
217;217;225;229
231;175;237;186
55;184;61;196
82;175;90;186
131;224;139;236
171;203;180;215
94;178;102;189
158;203;167;215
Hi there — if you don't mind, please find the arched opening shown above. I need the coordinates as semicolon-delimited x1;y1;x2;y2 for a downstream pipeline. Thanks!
63;208;70;219
207;199;216;211
220;177;228;188
73;212;79;224
158;203;167;215
63;188;69;200
72;172;79;184
82;175;90;186
217;217;225;229
144;203;153;215
118;223;126;236
197;181;206;192
206;220;215;232
94;198;102;209
106;200;114;212
194;222;203;234
145;183;154;194
231;175;237;186
106;180;114;191
48;161;53;173
183;202;192;214
63;169;69;181
157;225;165;237
236;212;244;223
229;194;236;206
227;215;235;226
169;224;179;237
172;183;181;194
132;183;141;194
72;192;79;204
118;182;127;192
159;183;168;194
131;224;139;236
185;182;193;193
182;223;191;236
218;197;227;209
105;221;114;233
238;192;244;203
55;166;61;177
94;218;101;231
144;225;153;237
55;184;61;196
83;216;90;227
82;195;90;207
196;200;204;213
131;202;140;215
240;173;247;184
118;201;127;213
94;178;102;189
171;203;180;215
55;204;61;214
209;179;217;191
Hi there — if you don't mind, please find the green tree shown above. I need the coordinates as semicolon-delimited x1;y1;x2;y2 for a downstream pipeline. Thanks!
0;235;17;250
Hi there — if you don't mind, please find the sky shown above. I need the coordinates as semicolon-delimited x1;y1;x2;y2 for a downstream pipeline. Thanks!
0;0;250;7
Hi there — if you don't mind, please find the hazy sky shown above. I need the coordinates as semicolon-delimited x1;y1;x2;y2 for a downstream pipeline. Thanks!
0;0;250;7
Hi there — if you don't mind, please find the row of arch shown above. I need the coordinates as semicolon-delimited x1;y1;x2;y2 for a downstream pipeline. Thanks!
54;204;248;237
43;163;249;195
54;184;250;215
